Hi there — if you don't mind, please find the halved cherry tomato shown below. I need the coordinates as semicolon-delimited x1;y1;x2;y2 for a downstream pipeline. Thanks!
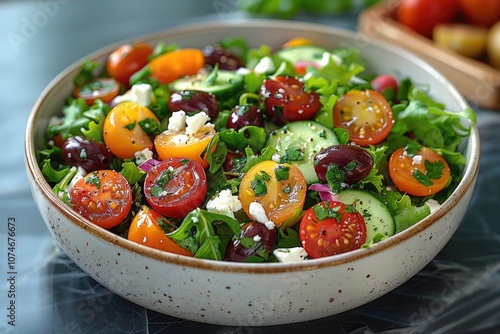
397;0;459;38
128;206;193;256
74;77;120;106
299;200;367;258
239;160;307;228
154;128;215;169
293;60;321;75
333;89;394;146
107;42;153;85
389;146;451;196
103;101;160;159
149;48;205;84
143;158;207;218
69;170;132;229
260;76;321;124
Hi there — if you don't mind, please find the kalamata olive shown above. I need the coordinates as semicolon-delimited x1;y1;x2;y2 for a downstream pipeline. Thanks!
225;221;276;262
314;144;374;184
168;90;219;121
61;135;112;172
226;104;265;130
202;45;244;71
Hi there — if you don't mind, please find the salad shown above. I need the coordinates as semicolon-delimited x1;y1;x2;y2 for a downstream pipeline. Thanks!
38;36;476;263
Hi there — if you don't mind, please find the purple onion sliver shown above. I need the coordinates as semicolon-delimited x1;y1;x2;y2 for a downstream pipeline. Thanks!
308;183;338;202
138;158;161;173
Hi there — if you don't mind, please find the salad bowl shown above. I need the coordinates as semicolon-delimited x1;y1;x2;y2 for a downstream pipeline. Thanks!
25;19;479;326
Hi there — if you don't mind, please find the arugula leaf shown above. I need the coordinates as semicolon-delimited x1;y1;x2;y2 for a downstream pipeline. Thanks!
52;166;78;205
120;162;146;185
167;208;241;260
219;125;267;152
41;159;71;183
73;60;99;87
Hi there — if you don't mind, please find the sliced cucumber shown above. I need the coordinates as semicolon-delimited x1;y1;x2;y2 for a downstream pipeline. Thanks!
337;189;396;244
265;120;339;183
170;70;244;100
276;45;327;65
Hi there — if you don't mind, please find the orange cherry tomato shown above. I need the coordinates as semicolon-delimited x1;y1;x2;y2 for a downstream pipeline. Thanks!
107;42;153;85
69;170;132;229
149;48;205;84
389;146;451;196
74;77;120;106
333;89;394;147
127;206;193;256
299;200;367;258
154;129;215;169
282;37;314;48
143;158;207;219
103;101;160;159
239;160;307;228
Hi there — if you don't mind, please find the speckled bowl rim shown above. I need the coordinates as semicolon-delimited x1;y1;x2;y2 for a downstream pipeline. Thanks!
25;19;480;274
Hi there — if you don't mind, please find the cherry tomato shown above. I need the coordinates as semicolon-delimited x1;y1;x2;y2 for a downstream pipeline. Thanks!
260;76;322;124
103;101;160;159
154;127;215;169
299;201;367;259
433;24;488;58
224;221;277;262
239;161;307;228
149;48;205;84
143;158;207;218
397;0;459;38
370;74;399;98
107;42;153;85
458;0;500;27
487;21;500;70
74;77;120;106
293;60;321;75
388;146;451;196
69;170;132;229
127;206;193;256
333;89;394;147
282;37;315;48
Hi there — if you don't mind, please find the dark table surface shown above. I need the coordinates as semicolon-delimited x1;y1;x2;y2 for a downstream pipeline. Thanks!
1;1;500;333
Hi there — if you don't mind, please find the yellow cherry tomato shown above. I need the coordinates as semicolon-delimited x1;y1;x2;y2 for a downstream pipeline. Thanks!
239;160;307;228
103;101;160;159
282;37;314;48
154;129;215;169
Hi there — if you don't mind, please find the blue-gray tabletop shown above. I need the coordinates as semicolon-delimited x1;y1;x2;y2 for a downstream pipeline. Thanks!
1;1;499;333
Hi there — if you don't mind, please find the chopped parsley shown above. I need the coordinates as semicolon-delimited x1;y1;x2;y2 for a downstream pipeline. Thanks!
274;165;290;181
313;202;342;221
250;171;271;197
85;172;101;189
138;117;162;137
124;122;137;130
280;147;304;163
404;143;422;157
151;167;175;198
325;164;345;194
412;159;445;186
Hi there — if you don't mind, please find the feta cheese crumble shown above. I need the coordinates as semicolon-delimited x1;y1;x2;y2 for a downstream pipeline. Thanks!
248;202;276;230
206;189;242;219
134;148;154;165
273;247;309;263
112;83;154;107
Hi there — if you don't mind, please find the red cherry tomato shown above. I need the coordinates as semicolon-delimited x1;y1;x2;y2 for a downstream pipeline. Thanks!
107;42;153;85
127;206;193;256
458;0;500;27
397;0;459;38
299;201;367;258
260;76;322;124
370;74;398;99
333;89;394;147
69;170;132;229
74;77;120;106
143;158;207;218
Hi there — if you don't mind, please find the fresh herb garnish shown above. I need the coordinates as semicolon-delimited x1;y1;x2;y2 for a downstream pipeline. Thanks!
85;172;101;189
313;202;342;221
250;171;271;197
274;165;290;181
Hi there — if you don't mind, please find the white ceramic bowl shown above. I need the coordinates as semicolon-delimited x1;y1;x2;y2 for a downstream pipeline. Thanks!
25;19;480;326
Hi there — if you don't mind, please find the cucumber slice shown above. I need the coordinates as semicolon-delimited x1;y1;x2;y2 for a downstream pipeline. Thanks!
265;120;339;183
276;45;327;65
170;70;244;100
337;189;396;243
